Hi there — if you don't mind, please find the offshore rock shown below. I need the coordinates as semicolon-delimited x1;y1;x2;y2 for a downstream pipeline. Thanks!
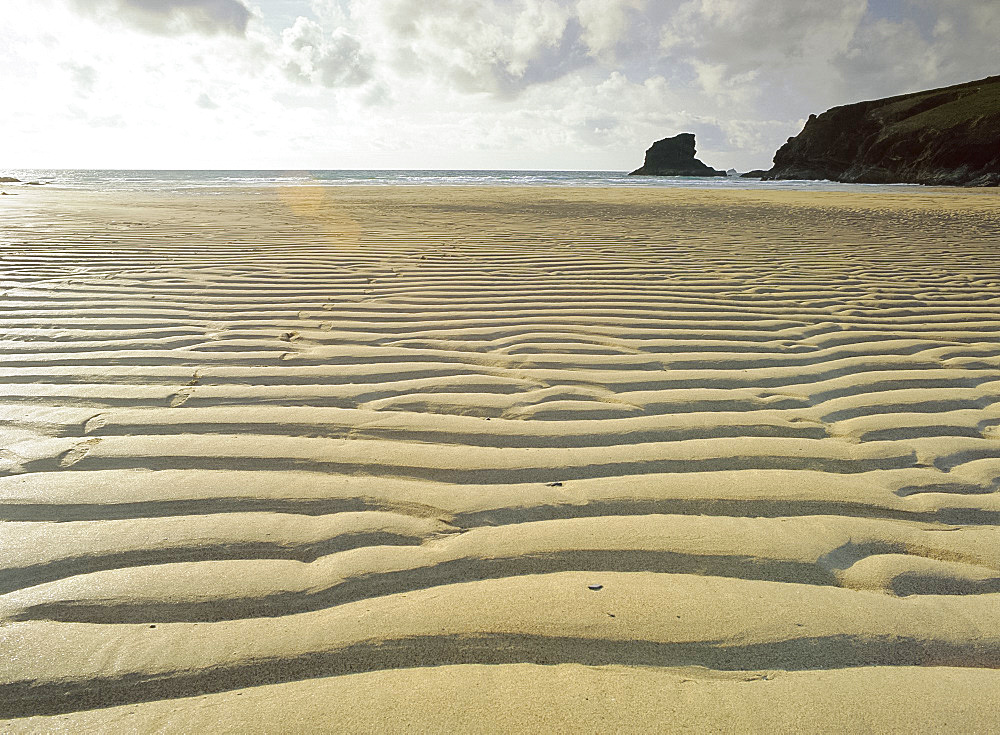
629;133;726;177
763;75;1000;186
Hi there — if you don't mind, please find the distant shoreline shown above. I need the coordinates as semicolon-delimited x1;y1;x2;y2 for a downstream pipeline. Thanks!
0;169;964;193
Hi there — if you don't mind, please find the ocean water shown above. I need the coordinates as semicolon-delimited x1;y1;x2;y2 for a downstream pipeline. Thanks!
0;169;937;193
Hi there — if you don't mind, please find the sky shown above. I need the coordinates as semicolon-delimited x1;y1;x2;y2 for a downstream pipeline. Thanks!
1;0;997;171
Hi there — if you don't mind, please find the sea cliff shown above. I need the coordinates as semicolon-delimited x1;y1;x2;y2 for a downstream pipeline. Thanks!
629;133;726;177
763;75;1000;186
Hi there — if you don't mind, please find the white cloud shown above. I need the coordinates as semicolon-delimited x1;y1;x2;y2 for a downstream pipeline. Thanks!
347;0;580;96
196;91;219;108
62;62;98;95
279;16;373;88
575;0;644;60
660;0;869;109
72;0;252;36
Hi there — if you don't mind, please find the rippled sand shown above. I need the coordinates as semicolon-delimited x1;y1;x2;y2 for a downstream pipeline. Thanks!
2;185;1000;732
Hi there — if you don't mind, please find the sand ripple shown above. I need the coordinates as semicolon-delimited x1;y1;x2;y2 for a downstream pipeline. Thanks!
2;187;1000;730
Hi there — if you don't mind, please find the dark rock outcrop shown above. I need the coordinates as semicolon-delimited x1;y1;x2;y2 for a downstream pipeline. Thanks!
0;177;19;183
763;75;1000;186
629;133;726;177
740;169;768;179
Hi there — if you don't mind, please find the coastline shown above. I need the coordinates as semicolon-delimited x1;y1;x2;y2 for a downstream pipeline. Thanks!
4;168;993;194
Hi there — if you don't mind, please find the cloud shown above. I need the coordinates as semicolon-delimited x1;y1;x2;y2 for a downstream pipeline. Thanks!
5;0;1000;170
654;0;1000;112
833;17;941;100
919;0;1000;87
62;62;97;95
348;0;588;96
72;0;251;36
279;16;374;89
575;0;644;59
659;0;868;106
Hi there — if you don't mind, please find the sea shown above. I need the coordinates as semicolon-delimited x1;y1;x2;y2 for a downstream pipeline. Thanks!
0;169;938;193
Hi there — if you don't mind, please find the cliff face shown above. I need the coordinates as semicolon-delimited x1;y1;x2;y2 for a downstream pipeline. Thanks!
764;75;1000;186
629;133;726;176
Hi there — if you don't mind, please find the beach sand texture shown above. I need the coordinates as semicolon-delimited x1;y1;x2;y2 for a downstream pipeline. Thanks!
2;186;1000;732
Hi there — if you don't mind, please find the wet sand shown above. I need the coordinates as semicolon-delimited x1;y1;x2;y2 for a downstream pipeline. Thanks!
2;185;1000;732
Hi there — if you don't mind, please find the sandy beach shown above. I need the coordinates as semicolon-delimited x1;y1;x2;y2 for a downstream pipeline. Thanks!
2;184;1000;732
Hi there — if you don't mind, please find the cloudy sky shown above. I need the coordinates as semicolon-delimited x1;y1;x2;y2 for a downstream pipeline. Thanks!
2;0;997;171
